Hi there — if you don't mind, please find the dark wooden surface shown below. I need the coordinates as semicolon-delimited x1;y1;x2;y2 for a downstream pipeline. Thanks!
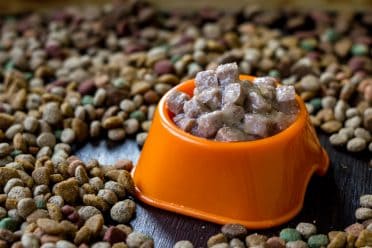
76;133;372;248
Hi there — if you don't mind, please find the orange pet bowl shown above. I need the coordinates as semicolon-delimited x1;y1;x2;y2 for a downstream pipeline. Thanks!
133;75;329;229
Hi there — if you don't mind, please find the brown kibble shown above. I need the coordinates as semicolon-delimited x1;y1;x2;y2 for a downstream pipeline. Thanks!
75;165;89;185
32;167;50;185
74;226;92;245
221;223;247;239
83;194;109;212
321;120;343;133
328;231;347;248
47;203;63;222
207;233;227;247
0;167;19;187
26;209;49;223
0;113;15;130
53;178;80;204
72;118;89;142
266;236;285;248
117;170;135;195
246;234;268;247
114;159;133;171
13;133;26;152
37;218;63;235
354;229;372;247
85;214;104;236
102;116;123;129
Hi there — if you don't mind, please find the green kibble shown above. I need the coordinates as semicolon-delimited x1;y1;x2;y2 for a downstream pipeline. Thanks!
0;217;18;232
300;39;317;51
310;98;322;112
5;61;14;71
11;150;22;157
24;72;33;80
268;70;280;78
130;110;146;122
307;234;329;248
81;95;94;105
112;78;128;89
36;199;46;209
280;228;302;242
351;44;368;56
323;29;339;43
171;55;182;63
55;129;62;140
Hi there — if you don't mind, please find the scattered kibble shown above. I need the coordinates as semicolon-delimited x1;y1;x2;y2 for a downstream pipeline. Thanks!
0;1;369;247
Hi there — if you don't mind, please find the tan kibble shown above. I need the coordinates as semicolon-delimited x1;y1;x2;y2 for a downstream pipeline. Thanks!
47;203;63;222
85;214;104;236
75;165;89;185
36;218;63;235
117;170;135;195
83;194;109;212
32;167;50;185
53;178;80;204
328;231;347;248
102;116;123;129
0;168;19;187
74;226;92;245
207;233;227;248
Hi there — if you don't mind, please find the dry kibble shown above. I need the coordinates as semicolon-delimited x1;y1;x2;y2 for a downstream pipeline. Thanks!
346;137;367;152
110;199;136;224
0;2;369;248
296;222;317;239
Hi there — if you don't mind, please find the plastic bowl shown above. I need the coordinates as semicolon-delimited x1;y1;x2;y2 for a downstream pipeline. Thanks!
132;75;329;229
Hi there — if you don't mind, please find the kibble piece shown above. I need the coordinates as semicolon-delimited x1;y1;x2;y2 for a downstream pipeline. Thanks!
215;127;247;142
117;170;135;195
307;234;328;248
346;137;367;152
266;236;286;248
230;238;245;248
329;133;348;146
207;233;227;247
216;63;239;87
355;207;372;220
183;98;208;118
36;218;63;235
245;234;268;247
354;229;372;247
196;87;222;110
85;214;104;236
110;199;136;224
195;70;219;91
221;223;247;239
286;240;308;248
37;133;56;148
296;222;317;239
194;111;224;138
126;232;152;248
360;195;372;208
53;178;79;204
0;143;11;157
242;114;273;138
327;231;346;248
78;206;101;221
173;114;196;132
222;83;244;106
17;198;36;219
43;102;62;125
280;228;302;242
174;240;194;248
166;90;190;115
21;233;40;248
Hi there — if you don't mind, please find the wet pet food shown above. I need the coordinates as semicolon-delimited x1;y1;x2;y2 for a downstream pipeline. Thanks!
166;63;299;142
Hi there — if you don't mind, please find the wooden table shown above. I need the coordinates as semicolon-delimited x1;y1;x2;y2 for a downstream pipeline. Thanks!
75;133;371;248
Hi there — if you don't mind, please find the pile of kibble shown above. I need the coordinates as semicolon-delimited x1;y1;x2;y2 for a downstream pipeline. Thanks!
0;0;371;247
175;195;372;248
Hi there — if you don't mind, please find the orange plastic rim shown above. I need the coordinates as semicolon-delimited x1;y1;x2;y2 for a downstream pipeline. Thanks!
133;75;329;228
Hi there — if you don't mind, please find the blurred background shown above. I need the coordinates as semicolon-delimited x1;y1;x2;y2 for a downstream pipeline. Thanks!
0;0;371;14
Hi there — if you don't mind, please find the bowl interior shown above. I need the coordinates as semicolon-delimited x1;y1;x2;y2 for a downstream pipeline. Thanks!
159;75;308;149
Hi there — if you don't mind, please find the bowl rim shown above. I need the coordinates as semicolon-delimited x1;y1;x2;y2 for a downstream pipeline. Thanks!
158;74;308;149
